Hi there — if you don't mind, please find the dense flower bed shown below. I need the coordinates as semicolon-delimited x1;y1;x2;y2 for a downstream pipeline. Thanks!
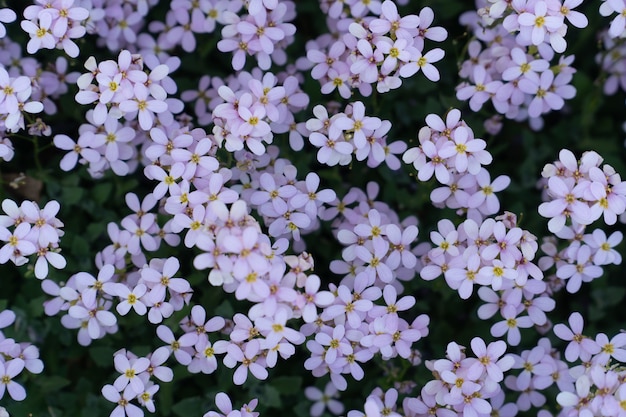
2;0;626;416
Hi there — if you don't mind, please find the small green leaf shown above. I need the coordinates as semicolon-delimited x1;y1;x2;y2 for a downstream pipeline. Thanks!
34;375;71;393
262;385;282;408
92;182;113;204
271;376;302;396
88;346;115;367
172;396;205;417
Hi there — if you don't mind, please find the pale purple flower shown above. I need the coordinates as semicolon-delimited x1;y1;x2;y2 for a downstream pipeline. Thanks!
399;48;445;81
538;176;592;233
119;84;168;131
490;305;533;346
553;312;601;362
0;8;16;38
0;359;26;401
226;339;268;385
102;384;144;417
113;353;150;394
305;382;344;417
0;223;37;264
21;12;56;54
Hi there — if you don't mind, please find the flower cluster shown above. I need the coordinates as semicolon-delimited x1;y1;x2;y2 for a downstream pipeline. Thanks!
0;199;65;279
298;182;429;390
101;347;173;417
543;311;626;417
458;0;585;126
538;149;626;231
0;66;43;134
20;0;90;57
203;392;259;417
212;69;309;154
600;0;626;38
403;109;506;220
536;149;626;293
300;0;447;97
217;1;296;71
596;30;626;95
74;49;181;130
86;0;155;52
0;309;44;402
306;101;406;168
401;338;514;417
419;214;552;346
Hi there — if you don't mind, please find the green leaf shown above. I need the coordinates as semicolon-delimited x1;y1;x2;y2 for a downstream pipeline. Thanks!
92;182;113;205
88;346;115;367
262;385;282;408
271;376;302;396
172;396;205;417
34;375;71;393
62;186;85;206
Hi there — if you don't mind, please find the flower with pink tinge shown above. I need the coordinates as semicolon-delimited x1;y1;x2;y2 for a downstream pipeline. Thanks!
156;324;196;366
399;48;445;81
315;325;352;366
478;259;518;291
225;339;268;385
385;223;418;269
115;283;148;316
137;349;169;387
468;337;513;382
0;69;30;113
588;166;626;225
518;70;565;118
321;285;371;328
369;1;419;38
517;2;565;47
0;223;37;264
417;139;455;184
355;240;393;283
102;384;143;417
21;12;56;54
334;102;382;150
141;257;191;303
466;169;510;215
373;286;415;321
351;39;384;84
299;275;335;324
444;253;488;299
511;346;555;391
34;246;67;280
538;175;591;233
119;84;168;131
553;312;601;362
456;65;502;112
447;126;489;174
556;245;603;293
309;132;353;166
74;264;117;307
68;300;117;341
256;308;304;346
113;353;150;395
237;8;284;55
584;229;623;265
490;305;533;346
482;222;523;267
